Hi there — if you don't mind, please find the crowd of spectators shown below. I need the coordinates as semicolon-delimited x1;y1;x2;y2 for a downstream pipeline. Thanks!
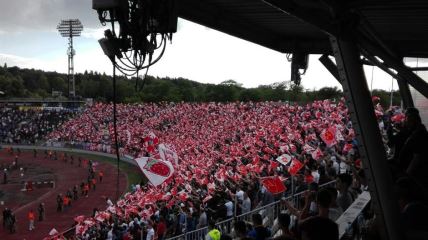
1;98;425;240
0;108;75;145
46;99;370;239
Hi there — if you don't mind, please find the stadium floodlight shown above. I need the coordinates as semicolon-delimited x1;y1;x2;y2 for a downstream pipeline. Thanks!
57;19;84;98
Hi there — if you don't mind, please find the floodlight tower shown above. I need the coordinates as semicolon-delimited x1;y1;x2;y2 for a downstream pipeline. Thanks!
57;19;83;98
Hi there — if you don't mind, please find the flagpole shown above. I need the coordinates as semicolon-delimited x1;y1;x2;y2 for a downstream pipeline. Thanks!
291;176;295;198
234;195;238;218
390;76;394;108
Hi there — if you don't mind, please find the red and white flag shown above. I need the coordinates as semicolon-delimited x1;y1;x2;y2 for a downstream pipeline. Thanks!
320;127;337;147
261;176;287;194
158;143;179;165
276;154;292;166
311;147;323;160
343;143;353;153
288;159;304;176
303;144;315;153
135;157;174;187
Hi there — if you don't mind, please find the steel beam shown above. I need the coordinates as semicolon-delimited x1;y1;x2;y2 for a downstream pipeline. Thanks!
397;74;415;109
410;66;428;71
319;54;341;83
358;35;428;99
330;36;403;240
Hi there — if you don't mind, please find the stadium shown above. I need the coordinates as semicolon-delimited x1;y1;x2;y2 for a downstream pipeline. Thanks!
1;1;428;240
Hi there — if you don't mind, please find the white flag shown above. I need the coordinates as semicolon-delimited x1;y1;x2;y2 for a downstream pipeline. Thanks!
158;143;179;165
135;157;174;186
276;154;292;166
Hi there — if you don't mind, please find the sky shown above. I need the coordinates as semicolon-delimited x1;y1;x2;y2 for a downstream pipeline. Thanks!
0;0;423;91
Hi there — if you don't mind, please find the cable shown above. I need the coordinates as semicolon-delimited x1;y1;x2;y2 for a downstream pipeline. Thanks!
112;56;121;201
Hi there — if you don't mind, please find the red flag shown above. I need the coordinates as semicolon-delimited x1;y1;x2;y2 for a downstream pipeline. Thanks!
270;161;279;169
343;143;353;153
303;144;315;153
391;114;405;123
305;174;314;184
311;147;323;160
288;159;304;176
320;127;337;147
261;176;286;194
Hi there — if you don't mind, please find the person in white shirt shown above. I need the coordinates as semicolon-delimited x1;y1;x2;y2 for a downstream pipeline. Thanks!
235;186;244;202
311;169;320;184
224;197;234;218
146;221;155;240
106;225;113;240
241;192;251;214
331;156;340;175
198;208;208;228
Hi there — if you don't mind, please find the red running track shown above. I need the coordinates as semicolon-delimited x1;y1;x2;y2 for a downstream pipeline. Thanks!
0;150;129;240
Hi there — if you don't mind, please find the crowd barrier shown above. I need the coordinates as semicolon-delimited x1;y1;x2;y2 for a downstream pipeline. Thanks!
167;180;338;240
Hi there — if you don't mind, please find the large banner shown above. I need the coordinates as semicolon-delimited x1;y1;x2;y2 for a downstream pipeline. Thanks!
135;157;174;186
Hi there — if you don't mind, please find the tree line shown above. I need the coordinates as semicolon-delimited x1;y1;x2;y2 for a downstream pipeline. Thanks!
0;64;401;106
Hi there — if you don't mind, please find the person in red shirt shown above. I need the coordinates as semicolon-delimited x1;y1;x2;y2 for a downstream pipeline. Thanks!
98;171;104;183
28;209;35;231
156;216;167;240
63;196;70;210
91;178;96;190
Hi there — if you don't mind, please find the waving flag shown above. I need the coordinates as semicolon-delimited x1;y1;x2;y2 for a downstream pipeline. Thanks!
303;144;315;153
320;127;337;147
276;154;292;166
391;113;405;123
261;176;287;194
288;159;304;176
135;157;174;186
158;143;179;165
343;143;353;153
311;147;323;160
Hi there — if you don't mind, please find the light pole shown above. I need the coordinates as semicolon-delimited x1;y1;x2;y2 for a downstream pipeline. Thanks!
57;19;83;98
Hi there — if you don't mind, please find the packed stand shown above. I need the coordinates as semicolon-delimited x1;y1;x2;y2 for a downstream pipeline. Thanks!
0;108;75;145
46;100;359;238
45;99;428;240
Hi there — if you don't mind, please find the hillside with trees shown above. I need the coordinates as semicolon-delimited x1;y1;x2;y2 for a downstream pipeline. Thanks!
0;64;401;106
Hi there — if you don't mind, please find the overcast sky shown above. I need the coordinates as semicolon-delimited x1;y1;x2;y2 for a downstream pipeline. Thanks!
0;0;422;90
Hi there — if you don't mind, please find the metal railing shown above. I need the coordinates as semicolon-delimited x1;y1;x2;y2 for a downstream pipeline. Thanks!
167;180;337;240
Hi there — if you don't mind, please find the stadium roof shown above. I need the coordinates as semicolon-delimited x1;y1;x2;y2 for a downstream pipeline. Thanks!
178;0;428;58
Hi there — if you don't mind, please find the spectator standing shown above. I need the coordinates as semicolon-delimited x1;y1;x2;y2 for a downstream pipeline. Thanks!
336;173;355;211
248;214;271;240
240;192;251;214
56;194;63;212
206;220;221;240
298;216;339;240
3;169;7;184
272;213;295;240
28;209;35;231
37;203;45;221
146;220;155;240
99;170;104;183
156;216;167;240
